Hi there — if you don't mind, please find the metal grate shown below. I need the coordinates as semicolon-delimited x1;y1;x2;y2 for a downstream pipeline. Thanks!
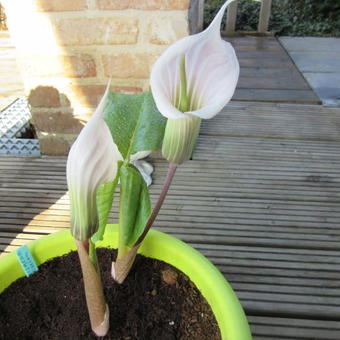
0;97;41;156
0;138;40;156
0;97;31;138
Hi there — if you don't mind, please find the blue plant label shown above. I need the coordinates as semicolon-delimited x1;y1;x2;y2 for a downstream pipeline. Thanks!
15;245;38;277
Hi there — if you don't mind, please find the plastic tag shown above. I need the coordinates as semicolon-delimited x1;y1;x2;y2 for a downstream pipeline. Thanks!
15;245;38;277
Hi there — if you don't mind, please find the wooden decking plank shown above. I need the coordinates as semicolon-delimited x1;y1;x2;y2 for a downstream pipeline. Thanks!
153;229;340;251
249;316;340;339
1;183;339;203
225;100;337;111
199;110;340;141
2;222;340;251
3;172;340;192
226;37;319;103
2;169;340;184
228;37;320;103
3;212;340;241
1;194;340;210
0;232;44;240
239;68;309;88
1;192;340;210
2;219;340;251
238;71;310;90
191;243;340;262
233;89;320;104
195;136;340;157
238;57;293;69
3;204;340;226
233;282;340;299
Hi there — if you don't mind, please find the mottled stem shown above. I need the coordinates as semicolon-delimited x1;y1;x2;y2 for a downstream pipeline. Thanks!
112;163;178;284
76;240;109;337
135;162;178;246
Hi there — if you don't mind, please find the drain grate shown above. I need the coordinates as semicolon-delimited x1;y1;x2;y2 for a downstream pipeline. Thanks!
0;138;40;156
0;97;31;138
0;97;41;156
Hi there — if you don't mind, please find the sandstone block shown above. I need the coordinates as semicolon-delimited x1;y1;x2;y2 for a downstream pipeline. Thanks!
19;54;96;78
38;134;72;155
32;0;87;12
32;111;85;134
149;16;188;45
28;86;61;108
97;0;190;10
71;84;143;107
102;54;157;78
55;18;138;45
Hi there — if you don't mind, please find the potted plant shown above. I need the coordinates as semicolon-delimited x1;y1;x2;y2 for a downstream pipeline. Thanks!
0;1;251;338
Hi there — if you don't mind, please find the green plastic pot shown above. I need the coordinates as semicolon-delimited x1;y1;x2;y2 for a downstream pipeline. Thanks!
0;225;252;340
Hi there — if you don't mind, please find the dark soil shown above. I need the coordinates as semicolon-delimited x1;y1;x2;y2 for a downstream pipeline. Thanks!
0;249;221;340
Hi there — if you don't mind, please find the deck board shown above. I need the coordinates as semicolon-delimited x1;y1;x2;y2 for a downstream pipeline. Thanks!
227;37;320;104
249;316;340;340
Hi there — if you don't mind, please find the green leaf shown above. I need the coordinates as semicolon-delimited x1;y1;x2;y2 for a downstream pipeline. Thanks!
103;91;166;160
119;163;151;249
91;169;120;243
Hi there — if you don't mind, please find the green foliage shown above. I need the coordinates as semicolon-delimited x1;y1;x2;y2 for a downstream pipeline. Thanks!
103;91;166;160
101;91;166;253
92;166;121;243
270;0;340;36
118;163;151;248
204;0;340;37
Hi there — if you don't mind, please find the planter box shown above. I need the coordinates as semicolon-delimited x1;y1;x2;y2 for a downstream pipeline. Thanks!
0;225;252;340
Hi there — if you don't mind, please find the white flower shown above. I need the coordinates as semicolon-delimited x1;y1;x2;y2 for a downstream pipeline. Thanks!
67;83;119;241
150;0;239;120
67;85;154;240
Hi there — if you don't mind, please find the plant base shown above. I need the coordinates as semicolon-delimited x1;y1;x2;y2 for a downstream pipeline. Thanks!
0;249;221;339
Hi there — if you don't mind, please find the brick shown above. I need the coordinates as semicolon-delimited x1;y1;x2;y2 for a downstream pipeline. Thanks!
149;17;188;45
28;86;61;108
97;0;190;10
71;85;143;107
55;18;138;45
32;111;85;134
102;54;157;78
19;54;96;78
38;135;72;155
32;0;87;12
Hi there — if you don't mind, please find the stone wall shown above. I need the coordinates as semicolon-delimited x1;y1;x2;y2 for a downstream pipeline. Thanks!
3;0;190;154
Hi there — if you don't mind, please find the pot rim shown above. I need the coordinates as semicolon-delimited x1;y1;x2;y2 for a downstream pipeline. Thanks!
0;225;251;340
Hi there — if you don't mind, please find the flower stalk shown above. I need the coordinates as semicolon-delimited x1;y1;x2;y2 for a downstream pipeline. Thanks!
112;0;240;283
76;240;109;337
135;162;178;246
112;162;178;284
67;83;117;335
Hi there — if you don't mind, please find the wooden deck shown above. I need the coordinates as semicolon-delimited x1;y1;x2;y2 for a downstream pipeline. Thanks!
1;101;340;339
228;37;320;104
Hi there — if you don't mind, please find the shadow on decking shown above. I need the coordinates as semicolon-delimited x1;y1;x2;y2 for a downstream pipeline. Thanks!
0;156;67;256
